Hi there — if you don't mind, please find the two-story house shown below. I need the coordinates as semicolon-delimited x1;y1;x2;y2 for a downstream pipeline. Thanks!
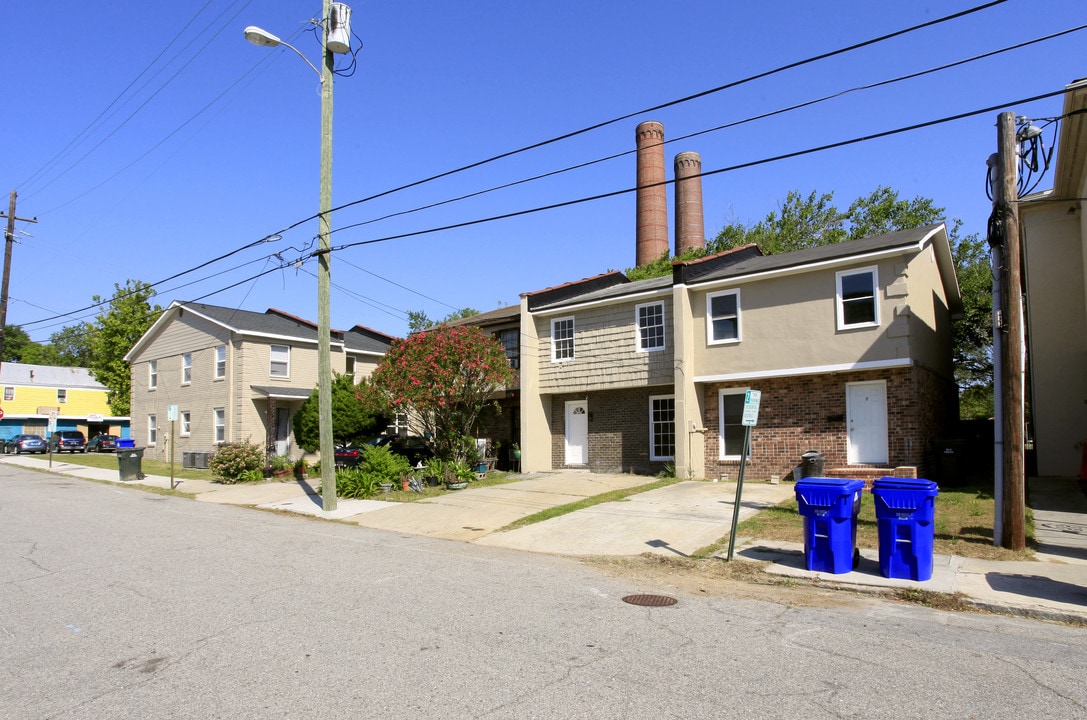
0;363;128;443
519;224;961;481
124;302;393;464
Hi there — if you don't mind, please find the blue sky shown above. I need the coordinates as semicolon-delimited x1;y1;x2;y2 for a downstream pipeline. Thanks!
3;0;1084;341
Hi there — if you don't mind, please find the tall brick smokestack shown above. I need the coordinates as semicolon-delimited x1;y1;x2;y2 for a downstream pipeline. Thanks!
674;151;705;255
635;121;668;267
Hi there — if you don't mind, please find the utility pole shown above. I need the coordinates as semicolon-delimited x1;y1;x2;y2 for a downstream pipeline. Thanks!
995;112;1026;550
0;190;39;375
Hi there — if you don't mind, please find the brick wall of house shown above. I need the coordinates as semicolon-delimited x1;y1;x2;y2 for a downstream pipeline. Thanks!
550;387;672;474
703;365;952;481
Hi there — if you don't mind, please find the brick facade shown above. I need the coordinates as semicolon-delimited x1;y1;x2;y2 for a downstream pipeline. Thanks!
703;365;954;481
550;387;671;474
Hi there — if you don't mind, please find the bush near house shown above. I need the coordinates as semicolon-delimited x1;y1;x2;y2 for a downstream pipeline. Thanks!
209;440;265;484
334;445;412;498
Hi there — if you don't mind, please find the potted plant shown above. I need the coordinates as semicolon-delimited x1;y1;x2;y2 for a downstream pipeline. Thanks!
269;454;292;480
293;457;308;480
511;443;521;460
444;460;475;490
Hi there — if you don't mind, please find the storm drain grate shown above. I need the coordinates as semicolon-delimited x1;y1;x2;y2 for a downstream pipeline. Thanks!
622;594;678;607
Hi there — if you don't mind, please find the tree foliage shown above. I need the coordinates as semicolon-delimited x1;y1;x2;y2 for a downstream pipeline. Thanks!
86;280;162;415
292;373;386;452
407;307;480;334
366;325;516;462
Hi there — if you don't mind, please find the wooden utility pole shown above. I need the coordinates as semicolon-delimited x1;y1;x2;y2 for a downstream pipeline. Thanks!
995;112;1026;550
0;190;39;374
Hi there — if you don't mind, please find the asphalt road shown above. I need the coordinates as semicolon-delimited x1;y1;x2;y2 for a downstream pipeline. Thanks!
3;466;1086;719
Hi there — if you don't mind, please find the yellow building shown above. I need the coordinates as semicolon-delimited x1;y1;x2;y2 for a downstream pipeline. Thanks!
0;363;129;443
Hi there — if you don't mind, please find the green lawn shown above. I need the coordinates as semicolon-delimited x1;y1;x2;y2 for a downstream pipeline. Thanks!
42;451;219;482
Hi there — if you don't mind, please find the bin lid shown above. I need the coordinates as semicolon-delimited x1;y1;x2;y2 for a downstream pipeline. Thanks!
872;477;938;492
795;477;864;492
801;450;824;458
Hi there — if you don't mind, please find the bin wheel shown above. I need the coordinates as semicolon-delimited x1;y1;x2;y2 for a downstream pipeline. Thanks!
136;472;145;480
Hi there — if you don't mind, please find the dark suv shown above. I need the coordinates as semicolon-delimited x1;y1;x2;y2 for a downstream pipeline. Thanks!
50;431;87;453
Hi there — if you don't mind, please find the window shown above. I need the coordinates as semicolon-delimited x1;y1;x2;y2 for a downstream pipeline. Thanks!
148;415;157;445
649;395;676;461
837;267;879;328
551;317;575;362
345;356;356;381
718;389;749;460
387;411;409;437
498;328;520;369
57;389;67;404
4;387;14;401
214;408;225;443
180;411;191;437
182;353;192;384
707;290;741;344
149;360;158;389
636;302;666;352
215;345;226;379
270;344;290;377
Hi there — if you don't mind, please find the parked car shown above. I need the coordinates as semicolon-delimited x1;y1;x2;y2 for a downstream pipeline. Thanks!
86;434;119;452
334;435;433;468
50;430;87;453
4;434;47;454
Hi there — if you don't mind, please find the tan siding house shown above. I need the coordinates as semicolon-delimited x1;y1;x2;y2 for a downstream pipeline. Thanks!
125;302;393;465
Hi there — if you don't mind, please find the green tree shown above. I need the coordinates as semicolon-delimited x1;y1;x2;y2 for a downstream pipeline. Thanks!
407;307;480;333
367;325;516;462
48;323;95;366
2;325;58;364
87;280;162;415
292;374;386;452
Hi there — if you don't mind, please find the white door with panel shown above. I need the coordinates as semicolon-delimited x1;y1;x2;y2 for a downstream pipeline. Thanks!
846;381;888;464
564;400;588;465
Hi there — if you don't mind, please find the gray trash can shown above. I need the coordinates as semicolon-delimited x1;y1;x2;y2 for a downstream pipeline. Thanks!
117;447;146;482
800;450;825;478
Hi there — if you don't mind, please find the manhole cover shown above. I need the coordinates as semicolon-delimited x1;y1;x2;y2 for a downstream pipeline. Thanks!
622;594;678;607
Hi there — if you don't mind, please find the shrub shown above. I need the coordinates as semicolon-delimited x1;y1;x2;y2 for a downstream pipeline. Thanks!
360;444;411;483
336;467;382;498
209;440;265;484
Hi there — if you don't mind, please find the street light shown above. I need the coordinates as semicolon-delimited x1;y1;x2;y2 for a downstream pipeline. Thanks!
246;1;352;513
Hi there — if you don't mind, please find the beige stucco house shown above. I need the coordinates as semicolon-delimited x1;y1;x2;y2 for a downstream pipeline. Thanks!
519;224;962;482
1019;78;1087;477
124;301;392;464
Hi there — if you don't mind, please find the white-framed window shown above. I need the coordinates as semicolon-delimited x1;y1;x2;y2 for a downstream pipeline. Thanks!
718;389;750;460
551;317;575;362
3;387;13;401
270;344;290;378
836;266;879;329
57;389;67;404
181;353;192;385
148;415;157;445
387;411;409;437
215;345;226;379
149;360;158;390
649;395;676;461
180;411;191;437
213;408;225;443
636;302;666;352
707;289;741;344
345;356;356;381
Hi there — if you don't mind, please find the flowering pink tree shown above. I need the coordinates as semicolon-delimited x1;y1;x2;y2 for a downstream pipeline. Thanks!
367;325;516;462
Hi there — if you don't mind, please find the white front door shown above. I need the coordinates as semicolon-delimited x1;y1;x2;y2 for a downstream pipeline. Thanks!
846;381;888;464
564;400;588;465
275;408;291;457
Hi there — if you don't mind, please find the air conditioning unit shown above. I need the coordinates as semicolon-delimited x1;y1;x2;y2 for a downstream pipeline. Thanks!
182;451;195;468
182;451;211;469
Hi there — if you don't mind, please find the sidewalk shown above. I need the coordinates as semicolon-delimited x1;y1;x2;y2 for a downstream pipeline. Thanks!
4;455;1085;623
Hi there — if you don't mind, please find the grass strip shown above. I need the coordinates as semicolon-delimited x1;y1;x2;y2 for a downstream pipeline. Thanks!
497;476;683;532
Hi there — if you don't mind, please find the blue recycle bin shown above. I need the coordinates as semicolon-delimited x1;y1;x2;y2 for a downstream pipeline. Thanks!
795;478;864;574
871;477;939;581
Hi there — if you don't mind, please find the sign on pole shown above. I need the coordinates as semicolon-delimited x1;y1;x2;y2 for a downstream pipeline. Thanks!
728;389;761;561
47;411;58;433
167;405;178;422
741;389;761;426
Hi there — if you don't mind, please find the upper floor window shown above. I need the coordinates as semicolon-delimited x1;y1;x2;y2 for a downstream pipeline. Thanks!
57;389;67;404
498;328;520;369
215;345;226;379
149;360;158;389
707;290;741;344
636;302;666;352
649;395;676;461
270;344;290;378
182;353;192;385
3;387;13;402
837;267;879;329
551;317;575;362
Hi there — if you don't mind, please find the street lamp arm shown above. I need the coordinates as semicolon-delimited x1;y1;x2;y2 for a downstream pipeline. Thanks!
244;26;322;80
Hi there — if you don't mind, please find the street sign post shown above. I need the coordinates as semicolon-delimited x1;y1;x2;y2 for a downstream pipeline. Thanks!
727;390;762;561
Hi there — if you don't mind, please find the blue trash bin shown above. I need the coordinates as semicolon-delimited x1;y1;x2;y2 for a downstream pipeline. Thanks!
795;477;864;574
871;477;939;581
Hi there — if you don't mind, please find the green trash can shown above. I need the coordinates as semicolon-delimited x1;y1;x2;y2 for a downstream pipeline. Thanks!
117;447;146;482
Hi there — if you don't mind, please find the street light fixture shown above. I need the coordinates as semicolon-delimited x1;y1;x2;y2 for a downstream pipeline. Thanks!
245;1;352;513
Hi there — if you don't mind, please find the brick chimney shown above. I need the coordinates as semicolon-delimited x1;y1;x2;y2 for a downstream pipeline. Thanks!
635;121;668;267
674;151;705;255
